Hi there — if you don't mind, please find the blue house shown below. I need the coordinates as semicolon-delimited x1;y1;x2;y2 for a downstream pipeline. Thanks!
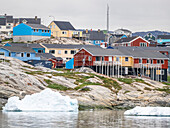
83;30;106;46
157;35;170;45
13;23;51;42
4;43;45;53
0;46;40;61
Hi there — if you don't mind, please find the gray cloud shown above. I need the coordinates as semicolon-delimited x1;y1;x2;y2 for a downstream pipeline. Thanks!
0;0;169;32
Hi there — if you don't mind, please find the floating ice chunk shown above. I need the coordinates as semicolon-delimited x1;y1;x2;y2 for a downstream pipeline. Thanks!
124;106;170;116
3;88;78;112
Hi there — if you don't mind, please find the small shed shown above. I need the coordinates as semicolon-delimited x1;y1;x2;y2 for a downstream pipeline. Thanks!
66;58;74;69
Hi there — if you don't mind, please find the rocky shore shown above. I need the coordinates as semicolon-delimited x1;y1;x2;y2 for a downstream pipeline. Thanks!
0;57;169;110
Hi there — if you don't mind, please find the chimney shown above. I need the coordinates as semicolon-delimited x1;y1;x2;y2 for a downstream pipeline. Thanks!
86;29;88;33
35;16;38;20
98;29;100;33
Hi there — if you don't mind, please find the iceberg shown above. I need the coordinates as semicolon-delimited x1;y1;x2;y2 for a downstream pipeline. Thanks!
3;88;78;112
124;106;170;116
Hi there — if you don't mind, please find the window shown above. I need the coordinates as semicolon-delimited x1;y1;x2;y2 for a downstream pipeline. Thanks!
9;52;11;57
147;59;149;64
151;59;153;64
27;53;30;57
6;26;11;29
50;25;52;28
62;31;67;34
42;30;44;32
8;23;11;25
161;60;164;64
37;29;38;32
139;58;142;63
38;50;43;53
48;30;49;33
34;29;36;32
88;56;92;61
71;50;76;54
96;56;101;61
16;53;21;57
0;52;4;56
157;60;160;64
0;26;1;29
128;43;131;46
102;57;104;61
65;50;68;54
125;57;128;62
54;25;56;28
160;70;164;75
116;57;119;61
140;43;147;47
109;56;112;61
49;50;55;54
21;53;24;57
45;30;47;33
58;50;61;54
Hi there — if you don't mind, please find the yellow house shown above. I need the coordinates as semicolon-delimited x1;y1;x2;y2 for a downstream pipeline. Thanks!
48;21;82;39
40;44;94;62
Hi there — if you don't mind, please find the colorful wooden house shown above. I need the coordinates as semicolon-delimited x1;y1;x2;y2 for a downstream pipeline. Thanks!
74;47;168;81
83;30;106;46
113;36;150;47
0;46;40;61
4;43;45;53
13;23;51;42
40;44;98;63
157;35;170;45
144;33;156;41
48;21;81;39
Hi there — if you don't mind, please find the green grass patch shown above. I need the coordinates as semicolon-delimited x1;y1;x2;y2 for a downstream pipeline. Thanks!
97;75;121;90
118;78;133;84
167;76;170;82
80;87;91;92
144;87;152;91
156;86;170;94
162;82;170;85
44;79;70;91
75;82;100;90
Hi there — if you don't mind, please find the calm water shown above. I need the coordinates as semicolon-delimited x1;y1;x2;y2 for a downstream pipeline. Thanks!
0;110;170;128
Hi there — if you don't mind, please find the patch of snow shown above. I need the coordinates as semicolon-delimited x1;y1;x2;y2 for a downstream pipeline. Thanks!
124;106;170;116
3;89;78;112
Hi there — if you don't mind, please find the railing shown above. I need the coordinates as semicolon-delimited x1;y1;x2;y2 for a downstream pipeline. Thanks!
93;61;121;66
134;63;162;68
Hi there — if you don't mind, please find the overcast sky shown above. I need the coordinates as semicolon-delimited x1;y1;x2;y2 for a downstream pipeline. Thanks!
0;0;169;32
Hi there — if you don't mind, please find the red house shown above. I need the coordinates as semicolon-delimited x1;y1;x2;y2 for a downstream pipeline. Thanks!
114;36;150;47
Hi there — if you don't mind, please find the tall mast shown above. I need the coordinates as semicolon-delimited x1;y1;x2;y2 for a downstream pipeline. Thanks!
107;4;110;45
107;4;109;33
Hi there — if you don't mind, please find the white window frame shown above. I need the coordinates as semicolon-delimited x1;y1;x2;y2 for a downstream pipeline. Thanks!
109;56;112;61
139;58;142;64
88;56;92;61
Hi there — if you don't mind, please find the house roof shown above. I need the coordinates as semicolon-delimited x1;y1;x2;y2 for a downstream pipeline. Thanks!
36;53;62;60
80;46;168;59
1;46;36;53
42;44;97;49
157;35;170;39
7;43;44;48
83;31;106;41
115;36;138;43
117;29;132;33
81;47;124;56
53;21;75;30
26;24;50;30
14;18;41;24
114;46;169;59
